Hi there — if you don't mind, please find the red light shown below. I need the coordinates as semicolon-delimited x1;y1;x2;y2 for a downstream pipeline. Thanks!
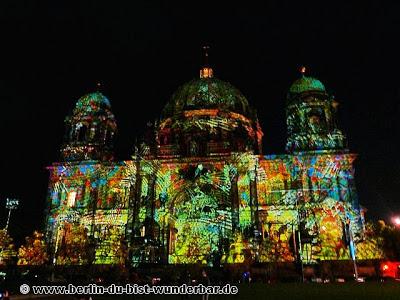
382;264;389;271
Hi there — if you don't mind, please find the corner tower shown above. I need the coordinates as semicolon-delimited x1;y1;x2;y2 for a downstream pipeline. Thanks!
61;91;117;161
286;67;346;153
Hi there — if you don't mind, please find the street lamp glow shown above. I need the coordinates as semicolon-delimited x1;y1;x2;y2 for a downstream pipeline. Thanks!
5;198;20;231
393;216;400;226
6;198;19;209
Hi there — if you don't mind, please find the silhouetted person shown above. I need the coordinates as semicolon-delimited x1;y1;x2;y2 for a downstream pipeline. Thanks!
200;270;210;300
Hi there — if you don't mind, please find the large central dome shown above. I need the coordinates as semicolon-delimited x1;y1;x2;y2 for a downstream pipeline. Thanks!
162;73;252;118
155;66;263;158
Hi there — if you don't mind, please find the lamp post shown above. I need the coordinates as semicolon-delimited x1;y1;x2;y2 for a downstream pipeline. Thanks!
345;217;359;281
295;193;305;282
5;198;19;231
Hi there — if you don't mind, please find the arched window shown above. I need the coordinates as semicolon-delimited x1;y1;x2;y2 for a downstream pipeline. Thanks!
106;129;114;143
64;125;71;141
78;125;87;141
189;140;198;156
89;126;97;140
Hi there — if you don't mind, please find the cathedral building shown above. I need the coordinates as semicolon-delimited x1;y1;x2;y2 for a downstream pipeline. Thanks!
44;61;371;266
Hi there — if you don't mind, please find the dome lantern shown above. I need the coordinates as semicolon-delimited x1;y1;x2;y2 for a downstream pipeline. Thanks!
199;46;213;79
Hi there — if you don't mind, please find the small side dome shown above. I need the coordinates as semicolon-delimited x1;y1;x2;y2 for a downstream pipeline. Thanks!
74;91;112;115
289;76;326;94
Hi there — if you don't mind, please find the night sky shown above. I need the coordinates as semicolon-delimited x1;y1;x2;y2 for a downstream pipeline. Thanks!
1;1;399;245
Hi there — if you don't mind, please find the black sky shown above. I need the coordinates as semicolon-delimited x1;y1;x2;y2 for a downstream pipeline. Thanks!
0;1;399;245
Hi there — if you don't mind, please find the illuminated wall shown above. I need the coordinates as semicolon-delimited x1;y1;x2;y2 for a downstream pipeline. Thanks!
45;151;367;265
45;161;133;265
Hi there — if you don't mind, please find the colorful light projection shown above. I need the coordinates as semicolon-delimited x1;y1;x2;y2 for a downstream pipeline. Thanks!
46;128;376;265
125;150;371;265
46;161;132;265
46;138;377;265
158;109;263;158
45;66;380;266
257;152;365;263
